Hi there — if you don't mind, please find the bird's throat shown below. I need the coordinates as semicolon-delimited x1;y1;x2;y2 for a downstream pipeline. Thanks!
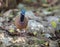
20;14;24;22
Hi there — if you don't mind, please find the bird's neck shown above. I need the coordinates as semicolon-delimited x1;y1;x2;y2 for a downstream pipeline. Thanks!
20;14;25;22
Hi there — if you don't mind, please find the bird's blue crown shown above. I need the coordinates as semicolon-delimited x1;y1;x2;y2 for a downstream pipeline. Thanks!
21;9;26;15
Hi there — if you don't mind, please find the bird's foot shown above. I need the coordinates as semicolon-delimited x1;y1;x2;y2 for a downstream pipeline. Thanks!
21;29;26;33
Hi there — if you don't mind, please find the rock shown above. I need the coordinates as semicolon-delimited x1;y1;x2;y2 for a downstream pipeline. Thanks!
0;33;12;46
3;10;12;17
0;17;5;22
49;40;59;47
44;34;52;38
28;20;44;31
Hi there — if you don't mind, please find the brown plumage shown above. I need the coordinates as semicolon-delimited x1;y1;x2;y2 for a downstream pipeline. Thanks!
14;15;28;30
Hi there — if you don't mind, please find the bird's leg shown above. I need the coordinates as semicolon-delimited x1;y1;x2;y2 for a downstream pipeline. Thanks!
17;28;26;33
21;29;26;33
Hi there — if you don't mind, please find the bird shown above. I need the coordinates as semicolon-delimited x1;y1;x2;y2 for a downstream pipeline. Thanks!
14;9;28;32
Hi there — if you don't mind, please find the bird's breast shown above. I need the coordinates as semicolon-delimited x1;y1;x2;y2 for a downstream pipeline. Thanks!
14;16;28;30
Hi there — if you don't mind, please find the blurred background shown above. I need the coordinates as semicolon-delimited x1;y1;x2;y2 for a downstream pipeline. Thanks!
0;0;60;47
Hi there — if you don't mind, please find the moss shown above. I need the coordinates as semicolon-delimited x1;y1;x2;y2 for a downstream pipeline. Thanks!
47;8;53;12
